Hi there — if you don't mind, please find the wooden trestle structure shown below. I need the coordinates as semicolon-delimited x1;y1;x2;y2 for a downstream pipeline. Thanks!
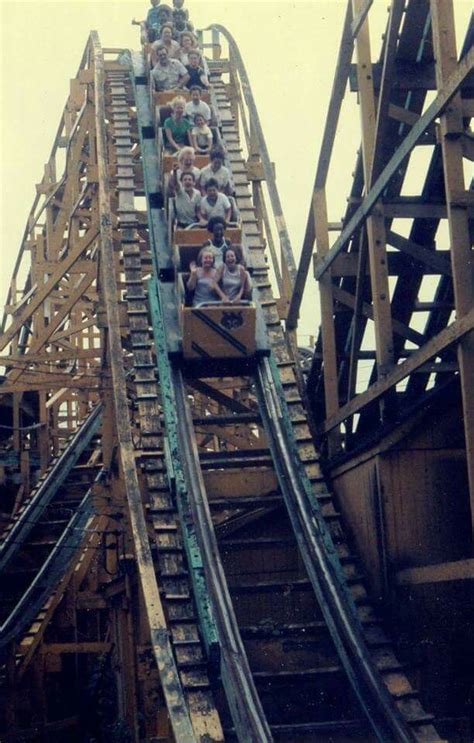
0;1;472;741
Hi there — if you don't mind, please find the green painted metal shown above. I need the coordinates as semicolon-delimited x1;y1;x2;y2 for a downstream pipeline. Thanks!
148;277;220;668
131;40;220;667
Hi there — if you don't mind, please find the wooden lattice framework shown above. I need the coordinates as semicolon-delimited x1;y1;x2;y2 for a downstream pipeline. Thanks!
290;0;474;523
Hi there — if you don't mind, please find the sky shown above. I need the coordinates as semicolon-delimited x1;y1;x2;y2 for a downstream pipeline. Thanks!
0;1;472;344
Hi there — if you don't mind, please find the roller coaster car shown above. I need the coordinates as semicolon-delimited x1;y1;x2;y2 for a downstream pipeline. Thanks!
181;302;256;359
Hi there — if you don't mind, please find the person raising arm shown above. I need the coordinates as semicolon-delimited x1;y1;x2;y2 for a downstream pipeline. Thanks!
186;249;226;306
172;167;201;227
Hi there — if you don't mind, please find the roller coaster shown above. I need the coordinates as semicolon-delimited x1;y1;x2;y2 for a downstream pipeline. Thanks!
0;1;473;741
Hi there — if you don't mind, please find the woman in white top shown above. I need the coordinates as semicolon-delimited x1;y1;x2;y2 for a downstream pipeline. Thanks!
179;30;201;66
168;146;201;197
216;246;252;303
190;113;212;154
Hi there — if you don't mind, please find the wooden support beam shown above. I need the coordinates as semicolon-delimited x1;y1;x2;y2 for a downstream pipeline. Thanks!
0;226;98;353
352;0;393;385
328;250;452;277
40;642;112;654
430;0;474;533
387;231;452;276
350;0;373;38
346;0;405;408
314;42;474;281
322;308;474;433
331;286;425;346
313;189;341;454
396;558;474;586
287;1;354;329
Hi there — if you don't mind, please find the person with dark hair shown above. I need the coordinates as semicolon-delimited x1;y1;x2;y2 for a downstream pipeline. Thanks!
185;51;210;90
173;0;193;36
157;23;181;58
186;248;225;306
185;86;211;124
202;217;232;267
172;166;201;227
179;31;201;66
199;179;231;224
133;0;171;43
142;1;173;41
190;113;212;154
151;46;189;91
199;147;233;195
216;246;252;303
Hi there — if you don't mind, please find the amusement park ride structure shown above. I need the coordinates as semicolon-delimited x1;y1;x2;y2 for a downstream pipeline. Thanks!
0;0;473;741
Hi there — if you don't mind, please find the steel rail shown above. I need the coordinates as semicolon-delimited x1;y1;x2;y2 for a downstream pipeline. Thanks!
205;24;297;296
255;355;415;742
137;45;272;733
0;469;104;653
132;49;222;671
0;403;102;572
172;367;273;743
91;32;196;743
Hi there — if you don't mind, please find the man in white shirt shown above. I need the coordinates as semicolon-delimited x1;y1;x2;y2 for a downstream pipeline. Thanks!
185;86;211;124
199;178;231;224
151;46;189;91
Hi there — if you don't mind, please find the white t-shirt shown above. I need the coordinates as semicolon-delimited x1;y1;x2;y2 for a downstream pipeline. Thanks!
192;124;212;149
151;59;188;91
199;163;233;192
200;193;231;221
175;188;201;225
184;99;211;123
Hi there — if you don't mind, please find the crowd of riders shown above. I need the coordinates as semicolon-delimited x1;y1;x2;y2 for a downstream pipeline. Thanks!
133;0;252;308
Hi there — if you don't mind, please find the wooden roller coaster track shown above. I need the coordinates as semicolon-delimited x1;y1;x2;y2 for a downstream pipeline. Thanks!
0;1;473;741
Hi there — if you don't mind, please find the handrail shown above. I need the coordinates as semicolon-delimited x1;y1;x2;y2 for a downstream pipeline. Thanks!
0;404;102;572
0;470;103;652
91;32;196;743
205;24;297;299
256;354;415;742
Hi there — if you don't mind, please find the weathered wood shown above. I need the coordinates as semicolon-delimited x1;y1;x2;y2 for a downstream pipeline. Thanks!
322;308;474;433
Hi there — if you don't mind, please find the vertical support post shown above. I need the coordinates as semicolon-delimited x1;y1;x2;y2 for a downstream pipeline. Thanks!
212;28;221;60
430;0;474;532
314;189;341;455
352;0;394;393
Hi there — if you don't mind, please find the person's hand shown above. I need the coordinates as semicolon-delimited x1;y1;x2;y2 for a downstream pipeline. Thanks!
172;163;179;172
189;261;197;273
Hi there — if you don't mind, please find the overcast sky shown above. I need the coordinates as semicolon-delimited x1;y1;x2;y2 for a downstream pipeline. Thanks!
0;1;471;344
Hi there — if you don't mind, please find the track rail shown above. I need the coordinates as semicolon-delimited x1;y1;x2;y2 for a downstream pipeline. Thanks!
256;356;414;742
91;33;197;743
0;403;102;572
0;470;103;652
